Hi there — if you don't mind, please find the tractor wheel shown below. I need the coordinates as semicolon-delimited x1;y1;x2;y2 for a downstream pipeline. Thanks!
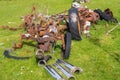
68;7;82;40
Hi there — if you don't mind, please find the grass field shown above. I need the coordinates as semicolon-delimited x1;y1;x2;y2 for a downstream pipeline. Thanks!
0;0;120;80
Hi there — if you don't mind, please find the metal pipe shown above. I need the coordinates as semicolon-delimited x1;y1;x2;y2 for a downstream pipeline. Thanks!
106;22;120;35
38;55;52;66
36;49;44;60
56;59;83;74
44;65;64;80
38;60;46;66
54;63;75;80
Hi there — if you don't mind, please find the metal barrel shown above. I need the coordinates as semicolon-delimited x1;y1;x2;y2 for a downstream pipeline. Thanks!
44;65;64;80
54;63;75;80
56;59;83;74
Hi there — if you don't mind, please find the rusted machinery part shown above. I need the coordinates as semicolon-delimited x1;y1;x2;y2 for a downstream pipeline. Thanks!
38;55;52;66
36;49;44;61
0;26;22;31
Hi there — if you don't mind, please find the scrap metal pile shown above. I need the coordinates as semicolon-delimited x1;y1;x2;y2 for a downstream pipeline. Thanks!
11;3;101;60
12;6;70;59
3;1;119;80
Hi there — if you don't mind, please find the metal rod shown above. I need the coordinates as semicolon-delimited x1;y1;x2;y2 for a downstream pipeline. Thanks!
54;63;75;80
56;59;83;74
44;65;64;80
106;22;120;35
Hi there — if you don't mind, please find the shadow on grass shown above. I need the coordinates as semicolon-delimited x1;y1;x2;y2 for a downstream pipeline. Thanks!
89;37;120;63
111;52;120;63
89;37;101;47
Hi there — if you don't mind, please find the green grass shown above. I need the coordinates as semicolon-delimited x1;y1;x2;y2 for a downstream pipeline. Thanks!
0;0;120;80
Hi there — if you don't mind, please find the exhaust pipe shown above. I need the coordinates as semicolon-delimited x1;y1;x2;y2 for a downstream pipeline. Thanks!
56;59;83;74
44;65;64;80
38;55;52;66
54;63;75;80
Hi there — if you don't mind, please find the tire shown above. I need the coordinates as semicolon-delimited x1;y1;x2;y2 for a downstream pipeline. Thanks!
62;32;72;59
68;7;82;40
